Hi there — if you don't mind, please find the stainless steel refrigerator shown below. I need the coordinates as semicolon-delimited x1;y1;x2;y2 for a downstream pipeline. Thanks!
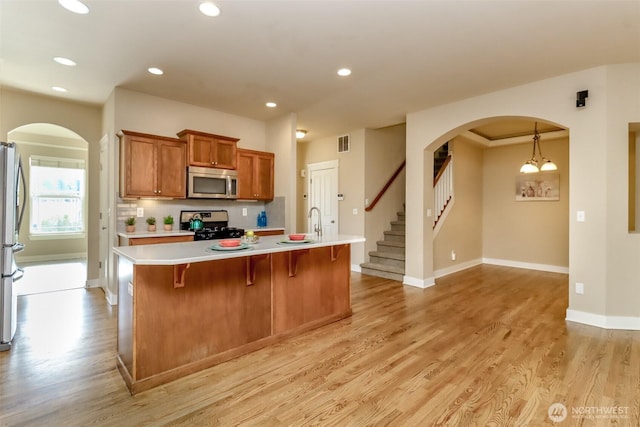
0;141;26;351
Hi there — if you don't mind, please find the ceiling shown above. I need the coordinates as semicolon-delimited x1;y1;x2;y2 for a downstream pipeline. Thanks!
1;1;639;141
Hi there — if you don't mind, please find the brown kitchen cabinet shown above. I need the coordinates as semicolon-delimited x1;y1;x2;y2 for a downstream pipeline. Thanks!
253;229;284;237
118;235;194;246
271;245;351;334
237;148;274;200
116;242;352;394
119;130;187;199
117;253;273;394
177;129;239;169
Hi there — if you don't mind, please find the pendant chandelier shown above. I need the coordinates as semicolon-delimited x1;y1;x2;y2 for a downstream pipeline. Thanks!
520;122;557;173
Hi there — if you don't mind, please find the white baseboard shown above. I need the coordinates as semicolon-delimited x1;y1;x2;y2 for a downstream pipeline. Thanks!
105;288;118;306
434;258;483;279
17;253;87;264
403;275;435;289
483;258;569;274
406;258;567;288
351;264;362;273
566;309;640;330
85;278;101;289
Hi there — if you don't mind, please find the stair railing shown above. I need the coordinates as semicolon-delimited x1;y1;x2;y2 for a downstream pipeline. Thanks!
433;154;453;226
365;160;406;212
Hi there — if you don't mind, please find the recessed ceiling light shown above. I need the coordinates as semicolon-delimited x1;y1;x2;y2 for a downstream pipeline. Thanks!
337;68;352;77
266;102;277;108
53;57;76;66
199;2;221;17
148;67;164;75
296;130;307;139
58;0;89;14
51;86;67;92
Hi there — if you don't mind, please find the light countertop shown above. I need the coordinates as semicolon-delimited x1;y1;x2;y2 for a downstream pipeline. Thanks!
113;234;365;265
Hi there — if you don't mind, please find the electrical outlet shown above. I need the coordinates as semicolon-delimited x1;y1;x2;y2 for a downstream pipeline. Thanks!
242;208;247;217
451;250;456;261
577;211;585;222
576;282;584;294
353;208;358;215
136;207;144;217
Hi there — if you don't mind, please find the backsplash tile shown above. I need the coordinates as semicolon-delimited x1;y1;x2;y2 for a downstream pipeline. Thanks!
115;197;285;232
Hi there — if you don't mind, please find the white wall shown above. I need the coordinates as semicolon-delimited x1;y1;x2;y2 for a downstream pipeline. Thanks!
1;88;102;282
406;63;640;329
113;88;266;150
266;113;297;233
296;129;368;266
339;130;365;266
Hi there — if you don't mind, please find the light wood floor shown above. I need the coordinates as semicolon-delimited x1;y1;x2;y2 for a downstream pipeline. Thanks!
18;259;87;295
1;265;639;426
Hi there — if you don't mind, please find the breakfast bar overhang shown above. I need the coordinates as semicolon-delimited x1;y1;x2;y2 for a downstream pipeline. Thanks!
113;234;365;394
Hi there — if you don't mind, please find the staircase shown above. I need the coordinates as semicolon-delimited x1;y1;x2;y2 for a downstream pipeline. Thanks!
360;145;449;282
360;209;405;281
433;142;449;178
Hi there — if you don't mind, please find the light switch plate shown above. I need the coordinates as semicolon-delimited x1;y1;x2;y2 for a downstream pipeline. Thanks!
576;282;584;294
137;207;144;218
576;211;585;222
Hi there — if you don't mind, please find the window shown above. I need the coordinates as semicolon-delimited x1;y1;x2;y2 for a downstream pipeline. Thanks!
29;156;86;236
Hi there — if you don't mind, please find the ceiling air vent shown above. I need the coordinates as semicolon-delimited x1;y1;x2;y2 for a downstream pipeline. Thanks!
338;134;350;153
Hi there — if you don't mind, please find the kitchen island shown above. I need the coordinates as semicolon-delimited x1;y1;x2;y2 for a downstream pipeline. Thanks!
113;234;364;394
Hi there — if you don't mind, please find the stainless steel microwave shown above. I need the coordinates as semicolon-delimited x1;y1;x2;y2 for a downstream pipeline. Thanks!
187;166;238;199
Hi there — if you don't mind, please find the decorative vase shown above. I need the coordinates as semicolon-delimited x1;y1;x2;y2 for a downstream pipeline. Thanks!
148;224;156;232
126;225;135;233
164;224;173;231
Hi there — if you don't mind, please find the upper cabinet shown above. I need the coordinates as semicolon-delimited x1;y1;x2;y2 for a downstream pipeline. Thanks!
237;148;275;201
119;130;187;199
177;129;239;170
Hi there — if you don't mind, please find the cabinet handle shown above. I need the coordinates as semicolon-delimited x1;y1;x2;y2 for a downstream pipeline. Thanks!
158;190;161;194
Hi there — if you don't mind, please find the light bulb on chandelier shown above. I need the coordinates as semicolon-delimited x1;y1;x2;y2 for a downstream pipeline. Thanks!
520;122;557;173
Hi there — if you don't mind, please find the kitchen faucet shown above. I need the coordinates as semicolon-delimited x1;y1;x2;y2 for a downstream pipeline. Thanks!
308;206;323;238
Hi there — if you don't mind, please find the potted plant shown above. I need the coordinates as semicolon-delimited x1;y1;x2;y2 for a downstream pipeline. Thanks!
125;217;136;233
163;215;174;231
146;217;157;232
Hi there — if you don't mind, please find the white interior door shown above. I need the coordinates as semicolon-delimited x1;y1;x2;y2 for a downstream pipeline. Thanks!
307;160;339;236
98;135;109;294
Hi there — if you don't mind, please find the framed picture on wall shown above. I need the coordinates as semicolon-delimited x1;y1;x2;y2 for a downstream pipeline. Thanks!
515;173;559;201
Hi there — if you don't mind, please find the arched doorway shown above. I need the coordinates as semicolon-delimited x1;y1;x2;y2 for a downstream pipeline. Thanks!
426;117;569;280
8;123;89;294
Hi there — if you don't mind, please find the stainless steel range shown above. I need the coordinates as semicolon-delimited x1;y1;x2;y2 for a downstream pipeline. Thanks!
179;210;244;241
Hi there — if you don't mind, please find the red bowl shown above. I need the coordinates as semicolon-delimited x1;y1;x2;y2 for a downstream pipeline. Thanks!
219;239;241;247
289;234;306;241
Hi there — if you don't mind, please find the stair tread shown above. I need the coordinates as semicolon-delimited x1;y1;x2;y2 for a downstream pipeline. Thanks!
376;240;405;247
383;230;405;236
360;262;405;274
390;220;405;225
368;251;405;260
